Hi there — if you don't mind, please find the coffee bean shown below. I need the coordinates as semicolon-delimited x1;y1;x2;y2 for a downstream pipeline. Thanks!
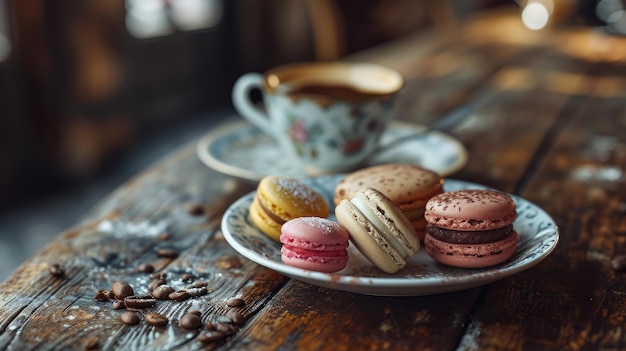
124;295;156;309
198;331;226;344
146;313;169;327
186;286;207;297
84;336;99;350
180;313;202;330
168;290;189;301
48;263;65;278
187;280;208;288
120;311;140;325
158;232;170;241
137;263;154;273
205;321;216;330
148;279;166;292
112;300;125;310
111;281;134;300
187;203;205;216
151;272;167;280
181;273;195;283
187;309;202;316
226;309;246;325
226;297;245;307
156;248;178;259
151;285;175;300
94;289;110;302
612;255;626;271
215;322;239;335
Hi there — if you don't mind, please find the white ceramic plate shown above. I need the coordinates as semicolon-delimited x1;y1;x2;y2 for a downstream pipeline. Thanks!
197;120;467;182
221;175;559;296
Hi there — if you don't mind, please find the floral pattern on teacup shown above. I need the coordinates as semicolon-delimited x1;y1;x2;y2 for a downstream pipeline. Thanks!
286;104;387;160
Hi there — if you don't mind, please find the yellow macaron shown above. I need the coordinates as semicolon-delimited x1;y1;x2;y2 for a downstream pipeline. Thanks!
250;176;329;241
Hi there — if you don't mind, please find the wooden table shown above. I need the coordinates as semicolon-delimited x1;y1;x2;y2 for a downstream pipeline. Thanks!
2;7;626;350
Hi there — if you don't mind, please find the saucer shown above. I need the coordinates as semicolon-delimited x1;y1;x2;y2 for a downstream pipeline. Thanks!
197;120;468;182
221;175;559;296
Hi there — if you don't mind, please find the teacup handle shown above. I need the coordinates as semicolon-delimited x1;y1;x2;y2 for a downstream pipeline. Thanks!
232;73;273;135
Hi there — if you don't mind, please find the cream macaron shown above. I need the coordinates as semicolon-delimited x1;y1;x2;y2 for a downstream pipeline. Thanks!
335;187;419;274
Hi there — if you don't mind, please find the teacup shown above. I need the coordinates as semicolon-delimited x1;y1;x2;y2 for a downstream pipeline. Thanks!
232;62;404;175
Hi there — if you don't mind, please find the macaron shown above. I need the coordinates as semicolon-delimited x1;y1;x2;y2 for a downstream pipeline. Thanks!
280;217;350;273
334;164;443;238
335;187;419;274
250;176;329;241
423;189;519;268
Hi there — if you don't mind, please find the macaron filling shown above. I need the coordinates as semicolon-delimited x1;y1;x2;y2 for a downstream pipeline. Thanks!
280;245;348;258
257;195;287;225
426;224;514;244
350;195;413;257
280;235;349;251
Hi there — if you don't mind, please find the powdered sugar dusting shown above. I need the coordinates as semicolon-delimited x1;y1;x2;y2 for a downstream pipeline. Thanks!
270;177;327;212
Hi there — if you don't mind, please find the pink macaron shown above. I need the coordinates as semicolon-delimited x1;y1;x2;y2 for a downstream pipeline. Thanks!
280;217;350;273
423;189;519;268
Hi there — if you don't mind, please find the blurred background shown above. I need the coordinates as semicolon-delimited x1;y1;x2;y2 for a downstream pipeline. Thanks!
0;0;618;280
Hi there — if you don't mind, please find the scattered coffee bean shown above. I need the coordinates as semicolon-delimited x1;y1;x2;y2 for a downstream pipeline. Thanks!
215;256;243;270
612;255;626;271
198;331;226;344
186;286;208;297
146;313;169;327
181;273;195;283
120;311;140;325
168;290;189;301
187;203;205;216
111;281;134;300
151;272;167;280
156;248;178;259
112;300;125;310
152;285;175;300
158;232;170;241
205;321;216;330
48;263;65;278
84;335;99;350
215;322;239;335
124;295;156;309
187;280;208;289
94;289;110;302
180;313;202;330
148;279;166;292
187;309;202;316
137;263;154;273
226;297;245;307
226;309;246;325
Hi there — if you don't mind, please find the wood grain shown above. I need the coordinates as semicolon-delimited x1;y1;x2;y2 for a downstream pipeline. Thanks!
1;6;626;351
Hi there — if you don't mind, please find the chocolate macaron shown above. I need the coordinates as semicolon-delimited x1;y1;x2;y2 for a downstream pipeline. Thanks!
423;189;519;268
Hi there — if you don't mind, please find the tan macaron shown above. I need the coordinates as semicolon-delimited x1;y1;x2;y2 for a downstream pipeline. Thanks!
334;164;444;239
335;187;419;274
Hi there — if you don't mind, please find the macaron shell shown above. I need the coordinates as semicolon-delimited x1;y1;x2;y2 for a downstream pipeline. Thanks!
258;176;329;220
280;217;349;250
334;164;444;207
249;195;282;241
335;199;405;274
280;217;349;273
280;246;348;273
424;190;517;231
354;187;419;256
424;231;519;268
252;176;330;241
